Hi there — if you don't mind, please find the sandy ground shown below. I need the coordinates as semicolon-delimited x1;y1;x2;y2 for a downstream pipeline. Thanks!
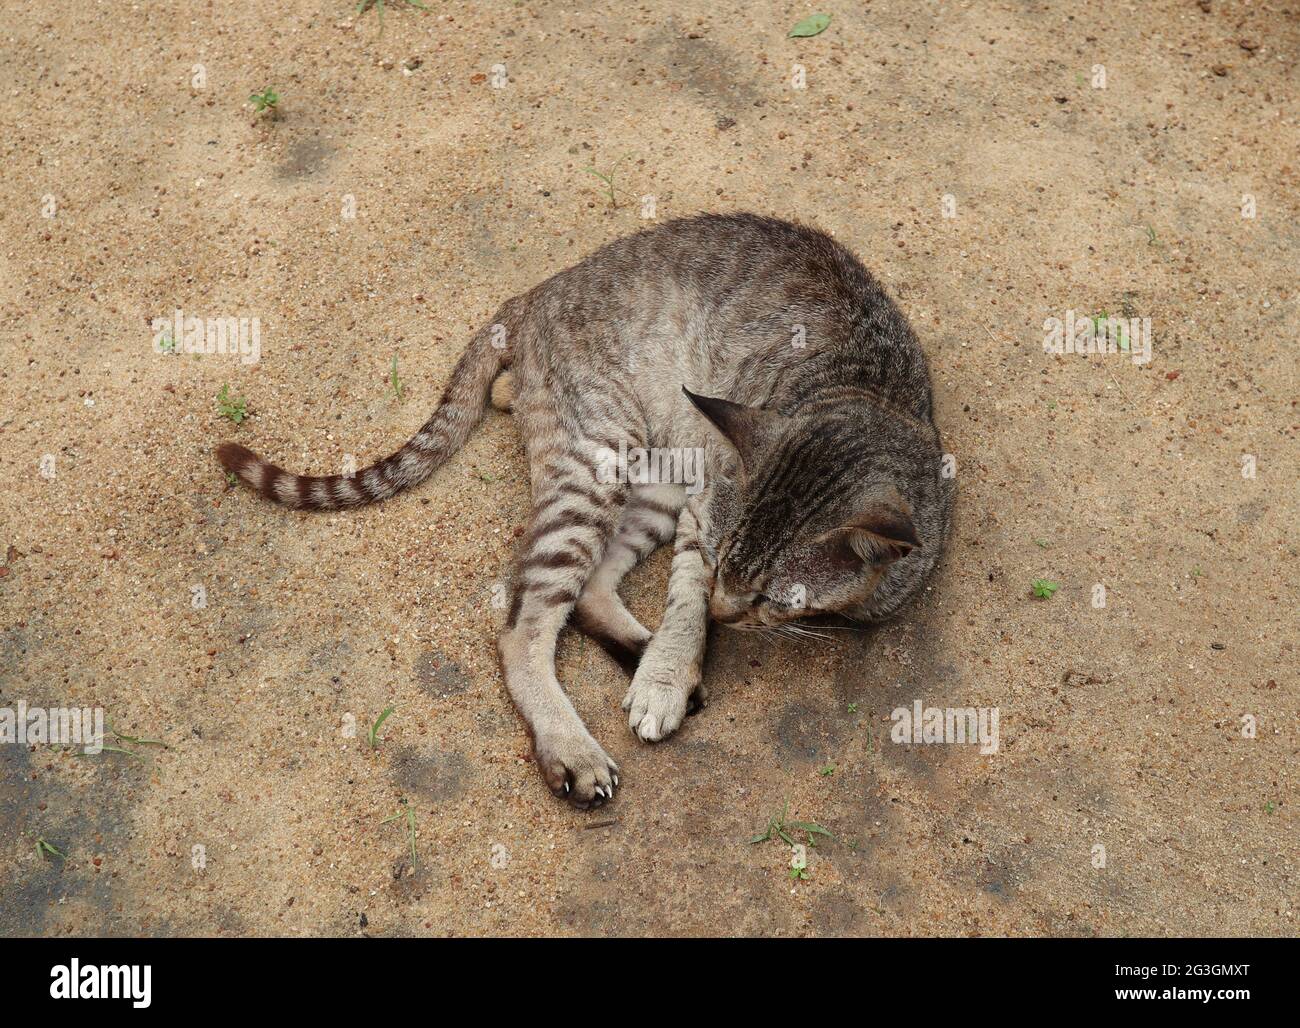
1;0;1296;937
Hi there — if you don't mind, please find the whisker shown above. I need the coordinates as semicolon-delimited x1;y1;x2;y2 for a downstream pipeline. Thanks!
777;623;831;640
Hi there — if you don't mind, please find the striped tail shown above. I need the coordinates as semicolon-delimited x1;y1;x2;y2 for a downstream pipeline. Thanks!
216;322;509;511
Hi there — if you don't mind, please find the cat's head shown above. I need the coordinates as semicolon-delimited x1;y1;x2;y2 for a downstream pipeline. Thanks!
685;388;926;628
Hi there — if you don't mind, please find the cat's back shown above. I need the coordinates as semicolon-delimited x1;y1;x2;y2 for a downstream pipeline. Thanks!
586;212;868;293
531;213;934;423
632;214;933;416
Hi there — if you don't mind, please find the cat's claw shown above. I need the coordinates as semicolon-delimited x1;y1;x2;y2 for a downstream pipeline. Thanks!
534;728;618;809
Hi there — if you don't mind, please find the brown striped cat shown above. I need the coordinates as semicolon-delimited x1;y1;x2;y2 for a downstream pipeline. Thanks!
217;213;953;808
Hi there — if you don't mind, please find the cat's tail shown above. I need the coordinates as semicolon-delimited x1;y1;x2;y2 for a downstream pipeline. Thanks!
216;319;510;511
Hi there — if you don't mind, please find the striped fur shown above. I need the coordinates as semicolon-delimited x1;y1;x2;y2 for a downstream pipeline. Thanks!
216;317;511;510
216;214;952;809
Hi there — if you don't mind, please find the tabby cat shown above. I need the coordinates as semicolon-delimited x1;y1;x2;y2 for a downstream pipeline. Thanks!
217;213;953;808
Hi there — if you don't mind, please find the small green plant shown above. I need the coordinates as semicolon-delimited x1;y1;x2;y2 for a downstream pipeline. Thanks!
74;743;144;761
248;87;280;114
1031;579;1060;599
158;330;176;353
819;764;835;777
74;720;168;761
1264;801;1275;814
1034;538;1050;548
216;384;248;424
583;154;634;209
225;471;238;487
368;706;395;749
789;865;809;880
847;702;858;714
36;838;66;861
357;0;428;32
1090;311;1130;352
380;799;418;868
749;800;832;848
108;722;169;750
788;14;831;37
389;356;404;402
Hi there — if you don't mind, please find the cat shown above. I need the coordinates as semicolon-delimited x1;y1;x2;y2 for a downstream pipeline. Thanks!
217;213;954;809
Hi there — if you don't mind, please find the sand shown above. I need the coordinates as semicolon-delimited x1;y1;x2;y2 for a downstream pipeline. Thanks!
0;0;1295;936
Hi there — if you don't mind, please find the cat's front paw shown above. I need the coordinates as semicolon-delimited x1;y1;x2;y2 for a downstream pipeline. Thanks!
622;659;702;743
533;727;618;809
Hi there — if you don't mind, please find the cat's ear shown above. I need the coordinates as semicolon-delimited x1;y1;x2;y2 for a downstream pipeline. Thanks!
815;501;921;568
682;387;785;468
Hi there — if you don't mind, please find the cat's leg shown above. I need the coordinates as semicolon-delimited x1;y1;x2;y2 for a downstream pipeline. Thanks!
622;505;712;742
572;483;683;673
500;437;627;808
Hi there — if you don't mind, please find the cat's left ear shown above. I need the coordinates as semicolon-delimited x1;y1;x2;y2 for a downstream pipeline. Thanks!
682;387;786;469
814;501;921;568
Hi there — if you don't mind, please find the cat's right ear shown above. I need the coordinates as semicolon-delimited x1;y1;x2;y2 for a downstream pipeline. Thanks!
682;387;786;469
813;501;922;570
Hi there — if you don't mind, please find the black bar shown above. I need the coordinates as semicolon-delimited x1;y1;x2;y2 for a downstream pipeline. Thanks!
1;937;1289;1014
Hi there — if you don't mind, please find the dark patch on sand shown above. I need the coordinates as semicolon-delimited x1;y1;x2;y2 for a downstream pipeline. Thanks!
276;136;336;179
413;650;472;699
390;746;472;804
772;699;847;764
